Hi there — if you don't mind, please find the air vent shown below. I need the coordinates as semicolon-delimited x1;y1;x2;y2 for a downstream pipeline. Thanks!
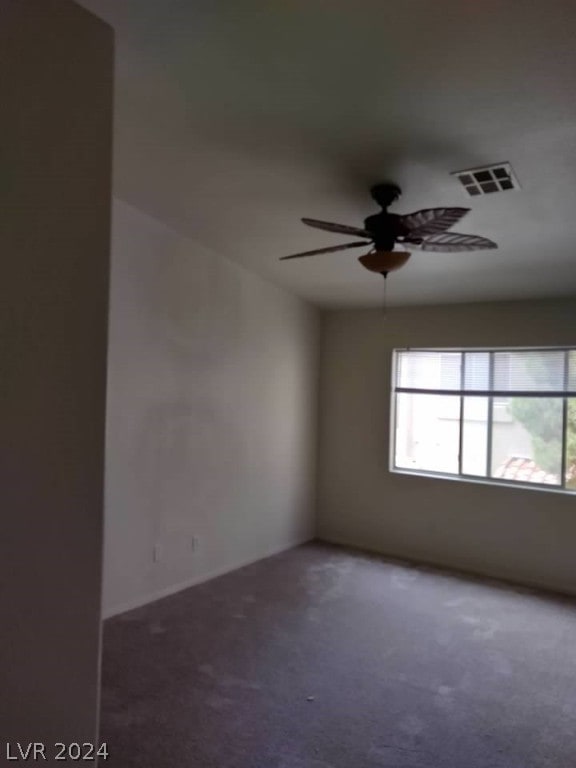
451;163;520;196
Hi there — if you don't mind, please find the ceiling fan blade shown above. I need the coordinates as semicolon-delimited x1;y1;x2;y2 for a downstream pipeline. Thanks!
279;241;369;261
399;207;470;237
408;232;498;252
302;217;372;238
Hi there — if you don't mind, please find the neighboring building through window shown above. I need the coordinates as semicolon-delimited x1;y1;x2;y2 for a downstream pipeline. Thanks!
392;348;576;491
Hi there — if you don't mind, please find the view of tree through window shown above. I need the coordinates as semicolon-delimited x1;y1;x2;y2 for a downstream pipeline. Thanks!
393;349;576;491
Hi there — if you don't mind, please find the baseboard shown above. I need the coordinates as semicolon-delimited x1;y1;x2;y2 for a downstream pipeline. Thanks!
317;533;576;600
102;535;314;619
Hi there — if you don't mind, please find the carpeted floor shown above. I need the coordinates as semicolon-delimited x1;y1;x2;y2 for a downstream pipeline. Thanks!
100;543;576;767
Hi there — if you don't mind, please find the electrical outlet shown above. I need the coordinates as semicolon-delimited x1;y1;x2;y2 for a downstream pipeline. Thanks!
153;543;162;563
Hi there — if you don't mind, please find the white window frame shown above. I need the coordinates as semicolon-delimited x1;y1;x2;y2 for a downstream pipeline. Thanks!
390;347;576;494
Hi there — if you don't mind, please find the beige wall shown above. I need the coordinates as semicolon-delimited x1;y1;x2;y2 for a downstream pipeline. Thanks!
318;298;576;595
103;200;318;617
0;0;113;745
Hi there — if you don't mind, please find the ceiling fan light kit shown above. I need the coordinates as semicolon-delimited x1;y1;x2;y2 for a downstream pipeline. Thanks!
358;250;411;275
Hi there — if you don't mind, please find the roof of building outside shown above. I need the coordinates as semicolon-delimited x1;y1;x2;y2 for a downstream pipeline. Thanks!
494;456;558;485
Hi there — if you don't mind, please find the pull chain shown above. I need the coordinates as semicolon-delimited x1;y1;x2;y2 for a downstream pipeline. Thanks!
382;272;388;316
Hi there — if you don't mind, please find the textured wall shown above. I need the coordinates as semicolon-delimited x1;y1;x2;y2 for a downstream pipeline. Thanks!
0;0;113;744
103;201;319;616
318;299;576;595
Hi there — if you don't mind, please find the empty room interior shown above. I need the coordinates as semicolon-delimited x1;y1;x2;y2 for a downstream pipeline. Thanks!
4;0;576;766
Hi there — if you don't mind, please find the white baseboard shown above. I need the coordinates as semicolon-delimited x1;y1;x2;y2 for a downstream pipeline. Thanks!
102;535;314;619
317;532;576;599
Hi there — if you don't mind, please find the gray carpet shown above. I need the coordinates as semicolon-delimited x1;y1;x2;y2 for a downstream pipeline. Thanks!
100;543;576;767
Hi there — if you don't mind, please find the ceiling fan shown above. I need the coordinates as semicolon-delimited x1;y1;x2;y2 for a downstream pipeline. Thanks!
279;183;497;279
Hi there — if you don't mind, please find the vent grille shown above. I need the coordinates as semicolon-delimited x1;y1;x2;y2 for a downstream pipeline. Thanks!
451;163;520;196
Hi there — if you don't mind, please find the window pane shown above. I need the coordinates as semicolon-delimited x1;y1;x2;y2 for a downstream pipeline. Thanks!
491;397;562;485
397;352;461;390
567;399;576;490
462;396;488;476
395;393;460;473
463;352;490;390
493;351;565;392
569;352;576;392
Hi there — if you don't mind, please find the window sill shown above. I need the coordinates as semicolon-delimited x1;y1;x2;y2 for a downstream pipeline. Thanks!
390;466;576;496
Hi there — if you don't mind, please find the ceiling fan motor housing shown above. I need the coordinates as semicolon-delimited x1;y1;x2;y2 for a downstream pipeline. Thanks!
364;212;406;250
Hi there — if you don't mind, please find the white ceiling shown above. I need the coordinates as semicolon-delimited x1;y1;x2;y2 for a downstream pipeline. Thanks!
80;0;576;307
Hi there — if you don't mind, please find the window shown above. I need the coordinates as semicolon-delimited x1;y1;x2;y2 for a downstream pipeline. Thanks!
392;348;576;492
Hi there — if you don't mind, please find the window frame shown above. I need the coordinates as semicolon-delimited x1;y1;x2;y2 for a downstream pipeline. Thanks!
390;346;576;494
